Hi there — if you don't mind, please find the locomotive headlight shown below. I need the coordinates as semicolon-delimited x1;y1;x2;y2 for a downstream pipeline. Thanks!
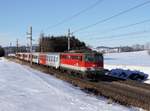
91;67;95;71
87;68;91;71
87;67;95;71
92;64;96;67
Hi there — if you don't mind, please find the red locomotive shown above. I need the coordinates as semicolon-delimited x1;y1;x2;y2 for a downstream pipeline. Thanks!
60;52;103;73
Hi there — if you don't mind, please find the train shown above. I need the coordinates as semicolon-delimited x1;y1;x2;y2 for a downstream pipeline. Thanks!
16;51;104;79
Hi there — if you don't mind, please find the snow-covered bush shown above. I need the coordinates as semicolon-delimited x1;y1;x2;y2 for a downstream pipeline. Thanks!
148;50;150;55
107;68;148;81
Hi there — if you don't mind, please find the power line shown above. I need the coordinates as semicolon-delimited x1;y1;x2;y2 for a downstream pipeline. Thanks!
106;19;150;32
83;30;150;40
84;32;150;45
95;35;150;44
73;0;150;33
79;18;150;37
85;35;150;46
45;0;103;30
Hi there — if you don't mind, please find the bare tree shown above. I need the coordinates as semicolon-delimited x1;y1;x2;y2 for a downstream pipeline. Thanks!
0;46;5;57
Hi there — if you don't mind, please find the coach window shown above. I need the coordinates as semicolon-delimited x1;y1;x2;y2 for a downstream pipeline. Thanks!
50;56;52;61
53;56;54;62
49;57;51;61
51;56;52;61
52;57;54;62
55;57;57;62
53;57;55;62
54;57;56;62
51;56;53;62
53;56;54;61
50;56;51;61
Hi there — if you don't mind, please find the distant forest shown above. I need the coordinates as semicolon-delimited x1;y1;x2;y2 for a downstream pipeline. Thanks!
37;35;88;52
0;46;5;57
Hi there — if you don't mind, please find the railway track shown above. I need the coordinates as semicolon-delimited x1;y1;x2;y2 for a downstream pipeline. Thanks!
6;57;150;110
119;80;150;90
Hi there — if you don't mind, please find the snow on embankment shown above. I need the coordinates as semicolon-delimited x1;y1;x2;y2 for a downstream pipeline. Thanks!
0;58;140;111
104;50;150;66
104;51;150;83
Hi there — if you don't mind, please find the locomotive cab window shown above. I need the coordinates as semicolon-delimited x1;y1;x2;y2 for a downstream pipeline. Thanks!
85;54;94;62
85;53;103;62
95;54;103;62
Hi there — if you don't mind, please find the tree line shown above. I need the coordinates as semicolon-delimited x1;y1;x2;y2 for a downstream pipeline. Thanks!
0;46;5;57
37;35;88;52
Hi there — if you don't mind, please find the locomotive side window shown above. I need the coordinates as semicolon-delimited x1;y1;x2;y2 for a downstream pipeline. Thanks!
85;54;94;62
71;56;78;60
95;54;103;62
78;56;82;61
85;53;103;62
61;55;70;59
71;55;82;60
61;54;82;60
61;55;67;59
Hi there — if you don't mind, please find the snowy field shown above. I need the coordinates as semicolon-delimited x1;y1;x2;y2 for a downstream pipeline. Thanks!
104;50;150;83
0;58;142;111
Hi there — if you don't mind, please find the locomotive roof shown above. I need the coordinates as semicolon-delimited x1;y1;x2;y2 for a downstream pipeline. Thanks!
61;52;103;55
17;52;102;55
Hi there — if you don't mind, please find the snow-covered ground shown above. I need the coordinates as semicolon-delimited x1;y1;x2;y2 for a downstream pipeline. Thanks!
0;58;141;111
104;50;150;83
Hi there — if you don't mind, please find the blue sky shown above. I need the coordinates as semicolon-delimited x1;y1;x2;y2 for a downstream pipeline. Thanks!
0;0;150;47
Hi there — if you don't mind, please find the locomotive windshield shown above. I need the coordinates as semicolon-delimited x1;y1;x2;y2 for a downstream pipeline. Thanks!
85;53;103;62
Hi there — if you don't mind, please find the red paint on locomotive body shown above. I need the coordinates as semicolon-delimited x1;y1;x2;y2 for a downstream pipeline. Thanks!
39;54;46;65
60;53;103;72
61;53;83;66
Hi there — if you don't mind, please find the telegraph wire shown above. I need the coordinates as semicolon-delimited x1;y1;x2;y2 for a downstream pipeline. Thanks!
78;18;150;37
84;35;150;45
82;30;150;40
107;19;150;32
73;0;150;33
45;0;104;30
95;35;150;43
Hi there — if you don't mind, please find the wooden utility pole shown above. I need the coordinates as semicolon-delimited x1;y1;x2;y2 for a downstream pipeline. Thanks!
16;39;19;53
27;26;33;66
9;42;12;54
68;29;71;51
